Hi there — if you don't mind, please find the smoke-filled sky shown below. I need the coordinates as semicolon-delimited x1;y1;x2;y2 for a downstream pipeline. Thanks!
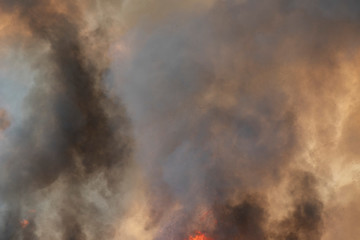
0;0;360;239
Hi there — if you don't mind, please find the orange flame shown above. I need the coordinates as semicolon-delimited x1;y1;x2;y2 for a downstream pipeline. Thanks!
20;219;29;228
189;231;213;240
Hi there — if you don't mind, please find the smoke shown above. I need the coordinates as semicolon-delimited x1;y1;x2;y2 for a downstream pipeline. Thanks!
0;109;10;134
110;0;360;239
212;194;268;240
1;0;360;239
0;0;132;239
274;172;324;240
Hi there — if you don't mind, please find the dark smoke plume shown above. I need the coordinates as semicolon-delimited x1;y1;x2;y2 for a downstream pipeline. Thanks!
0;0;131;239
213;195;268;240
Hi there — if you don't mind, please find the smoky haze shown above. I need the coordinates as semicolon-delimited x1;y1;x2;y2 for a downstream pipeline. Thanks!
0;0;360;239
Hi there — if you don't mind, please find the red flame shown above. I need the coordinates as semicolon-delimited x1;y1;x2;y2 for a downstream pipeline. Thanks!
188;231;213;240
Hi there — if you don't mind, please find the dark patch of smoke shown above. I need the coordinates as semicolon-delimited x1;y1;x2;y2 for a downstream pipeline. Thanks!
209;172;323;240
213;195;268;240
0;0;130;239
274;172;324;240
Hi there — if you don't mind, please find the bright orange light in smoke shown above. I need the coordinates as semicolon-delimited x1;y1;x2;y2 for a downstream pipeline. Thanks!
189;231;213;240
20;219;29;228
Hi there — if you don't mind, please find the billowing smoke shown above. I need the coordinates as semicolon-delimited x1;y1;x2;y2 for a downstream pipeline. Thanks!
0;0;131;239
1;0;360;239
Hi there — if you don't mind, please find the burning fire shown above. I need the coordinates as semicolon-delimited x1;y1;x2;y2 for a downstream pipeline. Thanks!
188;232;213;240
20;219;29;228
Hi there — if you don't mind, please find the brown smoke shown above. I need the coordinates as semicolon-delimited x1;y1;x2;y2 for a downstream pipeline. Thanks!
0;109;10;133
1;0;360;239
110;0;360;239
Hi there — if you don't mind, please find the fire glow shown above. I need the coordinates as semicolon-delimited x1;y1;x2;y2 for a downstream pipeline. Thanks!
20;219;29;229
188;232;212;240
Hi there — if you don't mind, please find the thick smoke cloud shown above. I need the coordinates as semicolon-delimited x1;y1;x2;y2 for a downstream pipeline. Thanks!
0;0;131;239
1;0;360;239
111;0;360;239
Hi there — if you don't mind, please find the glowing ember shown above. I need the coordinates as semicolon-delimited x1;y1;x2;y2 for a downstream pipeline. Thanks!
189;232;213;240
20;219;29;228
